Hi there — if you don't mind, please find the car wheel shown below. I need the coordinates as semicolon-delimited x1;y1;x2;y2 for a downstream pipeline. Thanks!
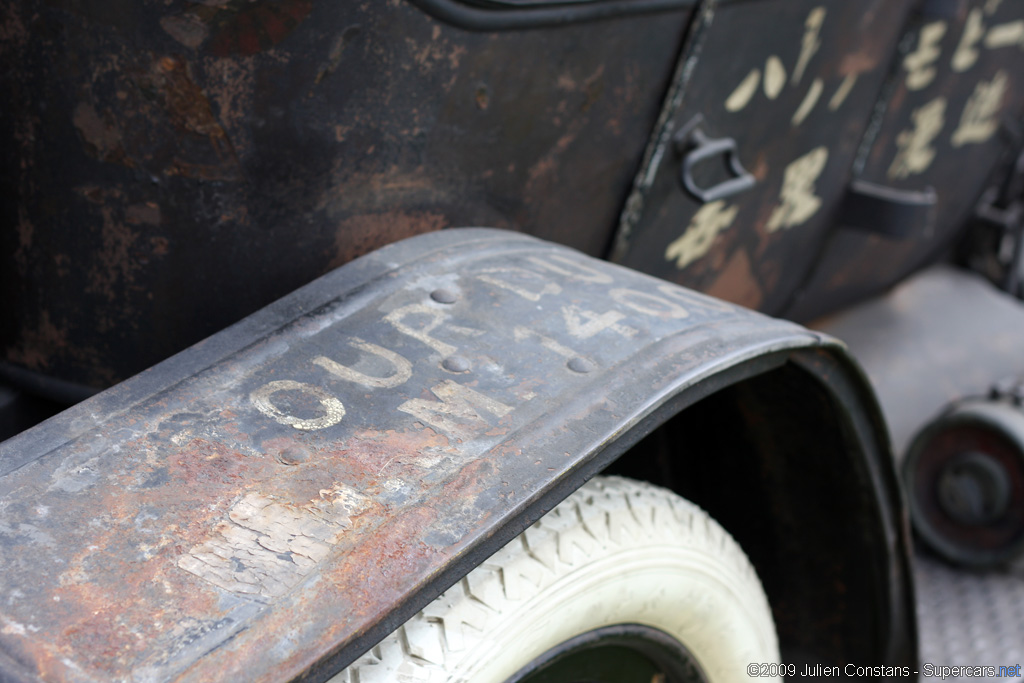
332;475;780;683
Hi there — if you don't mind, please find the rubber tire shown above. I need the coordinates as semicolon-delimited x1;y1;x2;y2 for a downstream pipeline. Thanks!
332;476;780;683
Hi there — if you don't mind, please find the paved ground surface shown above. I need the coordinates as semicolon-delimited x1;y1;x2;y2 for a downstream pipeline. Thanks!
915;550;1024;681
811;267;1024;682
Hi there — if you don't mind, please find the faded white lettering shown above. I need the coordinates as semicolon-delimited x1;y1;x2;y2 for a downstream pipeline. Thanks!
398;380;513;441
792;7;826;86
313;338;412;389
904;21;947;90
513;326;577;358
829;74;858;111
985;20;1024;48
527;255;613;284
952;9;985;72
723;6;826;118
561;305;638;339
725;69;761;113
888;97;947;179
791;78;824;126
250;380;345;431
764;56;786;99
477;267;561;302
385;303;457;357
952;71;1007;147
767;146;829;232
610;288;689;319
664;201;739;270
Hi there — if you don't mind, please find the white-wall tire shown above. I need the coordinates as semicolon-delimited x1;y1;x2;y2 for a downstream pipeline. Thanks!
332;475;780;683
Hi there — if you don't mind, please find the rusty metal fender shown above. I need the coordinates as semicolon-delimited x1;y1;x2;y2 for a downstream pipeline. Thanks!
0;229;913;682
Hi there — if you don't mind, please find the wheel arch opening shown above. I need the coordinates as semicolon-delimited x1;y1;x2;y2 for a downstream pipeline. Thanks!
604;349;917;671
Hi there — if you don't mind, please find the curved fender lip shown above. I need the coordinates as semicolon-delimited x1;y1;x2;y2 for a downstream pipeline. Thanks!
0;229;909;682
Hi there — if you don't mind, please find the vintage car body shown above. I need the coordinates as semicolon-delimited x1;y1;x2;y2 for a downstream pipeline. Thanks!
8;0;1021;390
2;0;1022;680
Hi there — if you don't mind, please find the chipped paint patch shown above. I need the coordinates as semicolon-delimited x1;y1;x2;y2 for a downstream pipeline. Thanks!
0;3;28;53
86;199;142;304
124;203;161;226
206;56;258;157
4;311;68;371
328;209;448;268
160;13;210;49
148;56;240;179
1;619;27;636
706;248;763;310
13;206;33;276
313;25;363;89
178;487;370;598
72;102;130;166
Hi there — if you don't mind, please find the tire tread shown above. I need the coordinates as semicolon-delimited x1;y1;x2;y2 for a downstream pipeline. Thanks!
336;476;772;682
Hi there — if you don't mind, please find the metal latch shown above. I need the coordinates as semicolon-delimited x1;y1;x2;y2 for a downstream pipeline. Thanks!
969;139;1024;296
672;115;755;204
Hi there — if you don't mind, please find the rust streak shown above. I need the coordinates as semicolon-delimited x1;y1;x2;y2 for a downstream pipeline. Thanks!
328;210;447;268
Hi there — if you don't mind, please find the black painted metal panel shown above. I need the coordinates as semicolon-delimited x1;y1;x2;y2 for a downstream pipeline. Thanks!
788;0;1024;321
0;0;692;391
610;0;915;315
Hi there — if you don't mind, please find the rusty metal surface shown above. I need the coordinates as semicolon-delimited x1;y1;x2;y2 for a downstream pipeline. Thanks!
0;229;907;682
788;0;1024;321
0;0;692;391
610;0;914;315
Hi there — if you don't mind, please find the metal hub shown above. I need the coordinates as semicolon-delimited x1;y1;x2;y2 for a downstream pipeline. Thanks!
904;401;1024;567
937;451;1013;525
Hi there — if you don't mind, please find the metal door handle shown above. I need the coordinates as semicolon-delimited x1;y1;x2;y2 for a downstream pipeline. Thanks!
673;115;755;203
